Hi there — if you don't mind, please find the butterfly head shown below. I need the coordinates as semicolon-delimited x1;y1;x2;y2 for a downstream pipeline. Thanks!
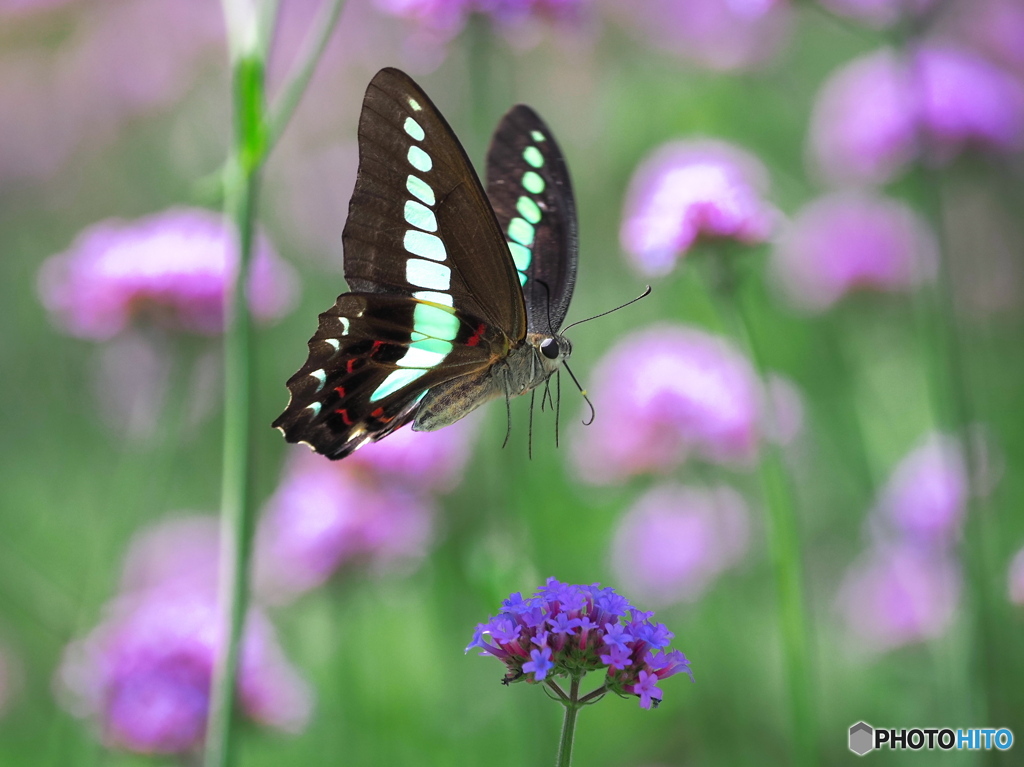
534;333;572;372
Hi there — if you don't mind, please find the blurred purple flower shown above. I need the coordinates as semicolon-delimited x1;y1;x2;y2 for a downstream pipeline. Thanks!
38;207;299;340
374;0;586;39
611;483;751;605
345;415;479;494
467;578;692;708
809;46;1024;185
118;515;221;597
571;324;800;483
621;140;777;276
770;190;937;312
612;0;792;72
0;1;223;183
818;0;933;29
873;433;968;547
1007;546;1024;606
0;0;71;15
57;516;312;754
253;448;437;604
944;0;1024;78
836;544;960;653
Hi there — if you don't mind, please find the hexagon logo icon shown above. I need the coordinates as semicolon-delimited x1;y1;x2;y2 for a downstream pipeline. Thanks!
849;721;874;756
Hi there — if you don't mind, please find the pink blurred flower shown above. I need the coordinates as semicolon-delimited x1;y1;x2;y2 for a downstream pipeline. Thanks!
38;207;299;340
611;0;792;72
873;433;968;546
0;0;73;16
611;483;751;605
345;416;478;493
375;0;587;38
621;140;777;276
818;0;933;29
836;544;960;653
57;517;312;754
254;447;441;604
771;190;937;312
810;46;1024;185
1007;547;1024;606
0;1;223;183
944;0;1024;78
571;324;800;483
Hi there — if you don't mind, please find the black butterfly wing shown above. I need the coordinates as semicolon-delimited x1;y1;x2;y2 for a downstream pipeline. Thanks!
344;67;527;338
486;105;579;335
274;67;525;459
272;293;508;459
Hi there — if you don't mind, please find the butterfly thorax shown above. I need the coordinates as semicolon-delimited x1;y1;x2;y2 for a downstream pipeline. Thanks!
412;332;570;432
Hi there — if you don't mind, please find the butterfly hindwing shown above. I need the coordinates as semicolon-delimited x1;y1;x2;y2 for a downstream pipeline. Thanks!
272;293;507;459
486;105;579;335
343;67;527;340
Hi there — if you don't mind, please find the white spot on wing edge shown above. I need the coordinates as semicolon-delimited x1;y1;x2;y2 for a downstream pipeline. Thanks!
339;317;351;334
409;97;423;111
325;338;341;351
309;369;327;391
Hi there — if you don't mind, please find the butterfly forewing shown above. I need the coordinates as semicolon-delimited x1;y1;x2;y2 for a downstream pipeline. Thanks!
344;67;527;338
486;105;579;334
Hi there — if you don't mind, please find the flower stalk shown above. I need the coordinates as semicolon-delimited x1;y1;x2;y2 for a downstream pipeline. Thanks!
205;2;344;766
707;251;817;767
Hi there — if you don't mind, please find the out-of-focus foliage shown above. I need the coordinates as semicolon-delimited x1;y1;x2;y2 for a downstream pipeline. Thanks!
2;0;1024;765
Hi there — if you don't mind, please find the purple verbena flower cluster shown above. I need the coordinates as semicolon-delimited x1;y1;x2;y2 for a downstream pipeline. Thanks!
466;578;692;709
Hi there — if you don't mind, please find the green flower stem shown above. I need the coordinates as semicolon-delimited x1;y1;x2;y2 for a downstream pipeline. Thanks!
555;676;582;767
204;36;266;767
706;253;817;767
265;0;347;156
204;3;347;764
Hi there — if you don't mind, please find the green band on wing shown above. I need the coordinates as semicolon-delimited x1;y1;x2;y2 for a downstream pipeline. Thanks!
413;302;460;341
370;368;427;402
404;117;425;141
523;146;544;168
406;258;451;291
404;229;447;261
522;171;545;194
518;271;528;286
408;145;432;173
508;217;535;248
404;200;438;232
407;175;435;206
508;241;532;272
410;337;454;356
516;196;542;224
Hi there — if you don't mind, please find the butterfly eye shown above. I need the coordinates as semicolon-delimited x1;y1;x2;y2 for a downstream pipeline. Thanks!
540;338;559;360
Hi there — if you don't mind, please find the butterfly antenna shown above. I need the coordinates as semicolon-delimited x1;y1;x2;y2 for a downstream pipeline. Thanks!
561;286;652;335
562;361;595;425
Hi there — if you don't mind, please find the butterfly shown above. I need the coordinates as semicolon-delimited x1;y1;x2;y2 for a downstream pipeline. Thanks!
272;67;579;460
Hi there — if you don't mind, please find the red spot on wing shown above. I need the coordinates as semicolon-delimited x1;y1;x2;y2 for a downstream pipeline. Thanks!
346;358;357;373
370;340;384;356
466;322;487;347
335;386;346;397
334;408;353;426
371;406;395;424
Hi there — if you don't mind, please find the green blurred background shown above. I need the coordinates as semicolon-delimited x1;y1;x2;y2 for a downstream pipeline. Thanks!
2;0;1023;764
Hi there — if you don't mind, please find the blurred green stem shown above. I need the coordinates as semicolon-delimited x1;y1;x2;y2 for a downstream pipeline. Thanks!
205;2;343;766
706;251;817;767
266;0;347;156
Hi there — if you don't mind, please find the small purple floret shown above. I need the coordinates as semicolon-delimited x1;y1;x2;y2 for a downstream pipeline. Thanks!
523;646;554;682
633;670;664;710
